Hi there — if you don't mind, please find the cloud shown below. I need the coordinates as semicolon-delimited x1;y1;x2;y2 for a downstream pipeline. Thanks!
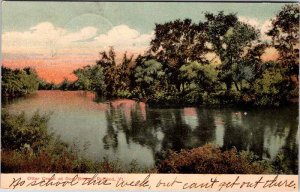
3;22;98;56
260;19;273;41
238;16;273;41
238;16;260;28
2;22;154;83
94;25;154;52
63;26;98;42
2;22;154;58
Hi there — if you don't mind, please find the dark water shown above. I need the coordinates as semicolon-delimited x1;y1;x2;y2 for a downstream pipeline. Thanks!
4;90;299;172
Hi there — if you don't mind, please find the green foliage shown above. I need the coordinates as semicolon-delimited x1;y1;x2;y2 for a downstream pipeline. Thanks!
38;79;58;90
91;48;135;96
1;109;51;151
59;78;73;91
135;59;165;96
61;8;297;107
205;12;261;92
267;4;299;85
252;62;290;106
73;65;106;93
73;66;92;90
272;146;298;174
180;62;219;93
5;7;294;107
151;19;209;91
2;67;39;98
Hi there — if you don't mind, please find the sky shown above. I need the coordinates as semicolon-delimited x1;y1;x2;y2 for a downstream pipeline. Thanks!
2;2;290;83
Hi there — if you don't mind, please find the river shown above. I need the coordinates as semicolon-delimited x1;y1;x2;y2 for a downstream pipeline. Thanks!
4;90;298;172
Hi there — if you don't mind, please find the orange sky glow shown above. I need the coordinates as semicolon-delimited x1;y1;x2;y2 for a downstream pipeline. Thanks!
3;57;92;84
2;47;279;84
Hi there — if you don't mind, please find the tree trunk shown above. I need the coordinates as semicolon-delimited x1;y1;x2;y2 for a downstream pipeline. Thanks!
234;81;240;92
225;81;232;93
176;82;181;92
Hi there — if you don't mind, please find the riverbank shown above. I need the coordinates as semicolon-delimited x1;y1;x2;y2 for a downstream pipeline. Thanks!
91;89;299;109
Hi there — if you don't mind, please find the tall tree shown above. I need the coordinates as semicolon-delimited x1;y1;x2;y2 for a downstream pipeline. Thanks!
96;47;117;96
267;4;299;86
233;43;268;90
205;12;260;92
73;65;106;93
150;19;209;91
73;66;93;90
114;52;134;92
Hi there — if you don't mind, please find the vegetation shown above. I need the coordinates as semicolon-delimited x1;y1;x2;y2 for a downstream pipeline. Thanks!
2;5;298;107
158;143;299;174
158;144;271;174
1;110;51;151
267;4;299;90
1;4;298;173
38;79;59;90
2;67;40;98
68;5;298;107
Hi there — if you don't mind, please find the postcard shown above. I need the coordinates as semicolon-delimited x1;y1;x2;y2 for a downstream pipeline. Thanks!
1;0;299;191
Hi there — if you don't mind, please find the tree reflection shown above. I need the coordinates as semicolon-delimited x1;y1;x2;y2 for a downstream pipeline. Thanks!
190;108;217;146
159;109;192;151
222;110;251;151
102;103;119;151
101;101;298;173
221;106;298;164
281;123;298;174
272;107;298;173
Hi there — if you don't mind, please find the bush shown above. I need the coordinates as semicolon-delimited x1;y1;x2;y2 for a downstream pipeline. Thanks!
116;90;132;98
212;91;242;106
252;63;291;106
182;89;203;105
2;67;39;98
1;109;51;151
272;150;298;174
147;89;182;107
157;144;270;174
1;149;156;173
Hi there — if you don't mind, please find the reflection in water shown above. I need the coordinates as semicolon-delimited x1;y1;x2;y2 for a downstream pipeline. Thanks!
4;91;298;173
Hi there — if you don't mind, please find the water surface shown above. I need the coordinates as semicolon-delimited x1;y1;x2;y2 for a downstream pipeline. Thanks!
5;90;298;172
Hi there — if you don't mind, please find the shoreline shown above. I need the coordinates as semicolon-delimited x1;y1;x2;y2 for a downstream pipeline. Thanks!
2;89;299;109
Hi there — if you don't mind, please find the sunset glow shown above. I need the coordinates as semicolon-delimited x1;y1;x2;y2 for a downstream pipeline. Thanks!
2;2;285;83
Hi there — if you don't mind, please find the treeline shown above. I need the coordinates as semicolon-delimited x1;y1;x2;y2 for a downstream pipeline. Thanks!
1;67;59;98
2;5;298;107
70;5;299;106
1;67;40;98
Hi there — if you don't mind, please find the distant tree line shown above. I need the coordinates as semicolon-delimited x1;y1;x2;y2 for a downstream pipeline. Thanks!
1;66;62;99
2;67;40;98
